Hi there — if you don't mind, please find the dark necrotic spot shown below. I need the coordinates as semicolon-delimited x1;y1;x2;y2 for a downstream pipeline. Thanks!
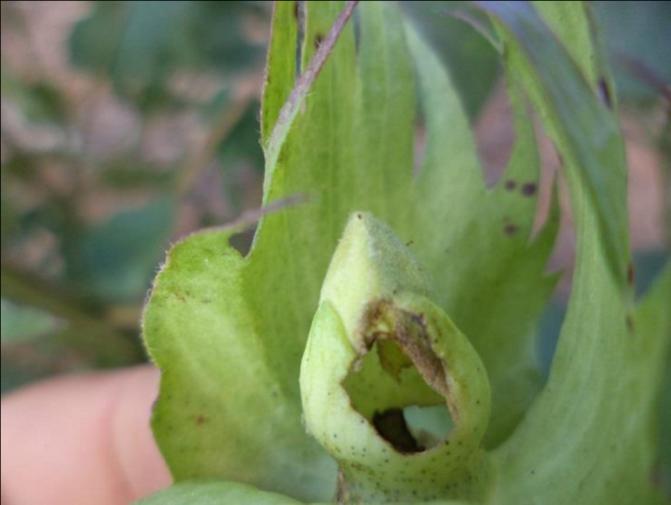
372;408;423;454
504;180;517;191
503;223;519;236
598;77;613;109
314;33;324;50
521;182;537;196
195;414;207;426
626;314;635;333
293;1;299;19
627;262;635;286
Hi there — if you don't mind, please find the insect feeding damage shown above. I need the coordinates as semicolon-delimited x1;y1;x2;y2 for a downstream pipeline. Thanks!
362;301;449;399
348;299;454;453
372;408;423;453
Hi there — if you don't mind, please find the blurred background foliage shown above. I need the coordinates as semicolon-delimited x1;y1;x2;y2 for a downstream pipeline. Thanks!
1;0;668;442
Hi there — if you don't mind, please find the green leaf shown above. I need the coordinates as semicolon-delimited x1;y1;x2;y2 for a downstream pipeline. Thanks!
400;1;500;118
144;0;556;496
99;158;177;190
143;2;669;503
531;1;599;87
492;255;670;505
0;69;68;125
638;264;671;499
144;1;425;500
406;20;558;447
135;481;303;505
144;228;335;501
478;3;669;504
260;1;298;145
479;1;630;285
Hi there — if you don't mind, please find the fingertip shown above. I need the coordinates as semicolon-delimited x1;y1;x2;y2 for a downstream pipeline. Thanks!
110;366;172;500
1;365;170;505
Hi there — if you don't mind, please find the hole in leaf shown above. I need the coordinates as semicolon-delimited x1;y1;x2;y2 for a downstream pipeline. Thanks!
343;301;454;454
403;404;453;448
372;408;423;453
370;405;452;453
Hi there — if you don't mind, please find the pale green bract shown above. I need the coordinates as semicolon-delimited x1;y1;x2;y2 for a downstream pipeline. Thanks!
139;2;670;504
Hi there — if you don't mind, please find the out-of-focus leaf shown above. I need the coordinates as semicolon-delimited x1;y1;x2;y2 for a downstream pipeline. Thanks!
136;481;303;505
401;1;499;118
479;3;670;504
531;2;598;85
1;265;144;365
480;0;630;285
68;1;187;110
633;249;669;298
0;352;64;394
659;343;671;498
68;1;267;111
99;159;177;190
186;2;268;72
1;69;68;124
536;300;565;375
217;101;264;170
0;190;18;242
215;98;266;214
535;245;666;379
593;1;671;104
65;197;175;302
407;22;558;447
0;299;63;343
200;87;231;122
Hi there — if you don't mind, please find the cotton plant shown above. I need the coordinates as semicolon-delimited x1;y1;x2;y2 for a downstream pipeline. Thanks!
138;2;670;504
